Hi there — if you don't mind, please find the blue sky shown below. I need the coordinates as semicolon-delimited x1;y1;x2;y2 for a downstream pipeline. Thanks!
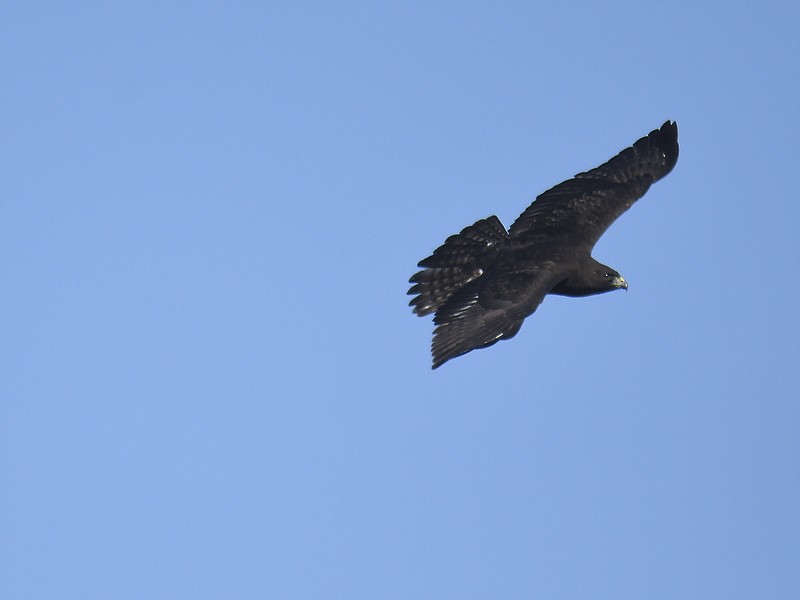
2;2;799;598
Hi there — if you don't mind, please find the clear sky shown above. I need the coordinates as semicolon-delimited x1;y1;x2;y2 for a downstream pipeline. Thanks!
2;2;799;599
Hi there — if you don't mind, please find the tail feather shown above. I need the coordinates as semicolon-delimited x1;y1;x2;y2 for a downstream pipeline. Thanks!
408;216;508;316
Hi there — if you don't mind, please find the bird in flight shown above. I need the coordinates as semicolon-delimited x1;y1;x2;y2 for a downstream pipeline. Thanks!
408;121;679;369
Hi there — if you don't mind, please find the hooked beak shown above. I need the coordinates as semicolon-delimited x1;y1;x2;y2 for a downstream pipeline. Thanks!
613;276;628;291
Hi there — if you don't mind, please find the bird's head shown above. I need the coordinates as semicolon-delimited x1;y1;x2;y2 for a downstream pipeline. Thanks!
595;266;627;292
549;260;628;297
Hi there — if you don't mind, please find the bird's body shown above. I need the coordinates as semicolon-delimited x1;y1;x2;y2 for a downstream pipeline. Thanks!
409;121;679;368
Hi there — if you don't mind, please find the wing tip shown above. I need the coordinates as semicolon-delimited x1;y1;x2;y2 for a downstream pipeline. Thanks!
650;120;679;178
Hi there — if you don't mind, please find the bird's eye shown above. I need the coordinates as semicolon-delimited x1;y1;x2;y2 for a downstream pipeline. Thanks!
603;272;610;278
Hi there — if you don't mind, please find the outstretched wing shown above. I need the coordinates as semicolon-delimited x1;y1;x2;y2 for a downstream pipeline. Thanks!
508;121;678;249
430;263;562;368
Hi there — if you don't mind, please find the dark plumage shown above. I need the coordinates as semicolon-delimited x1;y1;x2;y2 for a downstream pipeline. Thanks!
409;121;679;368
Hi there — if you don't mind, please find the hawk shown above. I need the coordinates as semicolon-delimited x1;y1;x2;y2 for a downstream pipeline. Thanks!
409;121;679;368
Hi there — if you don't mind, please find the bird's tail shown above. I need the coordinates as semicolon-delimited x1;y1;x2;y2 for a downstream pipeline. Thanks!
408;216;508;316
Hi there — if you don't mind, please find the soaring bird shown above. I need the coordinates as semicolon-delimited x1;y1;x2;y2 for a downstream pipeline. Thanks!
408;121;679;368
